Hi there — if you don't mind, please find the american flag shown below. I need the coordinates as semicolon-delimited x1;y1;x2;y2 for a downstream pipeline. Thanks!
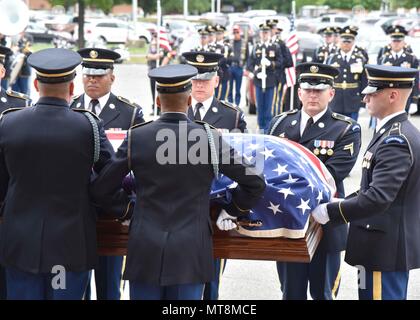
211;134;336;239
285;13;298;87
158;26;172;52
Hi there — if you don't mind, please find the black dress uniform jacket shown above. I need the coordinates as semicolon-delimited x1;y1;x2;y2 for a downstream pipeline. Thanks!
188;98;247;132
327;113;420;271
268;108;361;252
70;93;144;129
327;51;367;114
0;97;114;274
91;112;265;286
0;89;30;113
247;42;283;88
313;44;337;63
377;44;412;64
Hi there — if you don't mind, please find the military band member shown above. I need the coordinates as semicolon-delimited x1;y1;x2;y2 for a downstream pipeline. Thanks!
313;27;338;63
90;64;266;300
227;25;247;106
247;23;283;133
147;31;171;115
327;26;367;121
0;48;114;300
183;51;247;300
267;19;293;114
71;48;144;300
214;24;232;101
377;25;413;64
195;28;210;52
0;46;30;114
268;63;361;300
312;65;420;300
377;25;418;112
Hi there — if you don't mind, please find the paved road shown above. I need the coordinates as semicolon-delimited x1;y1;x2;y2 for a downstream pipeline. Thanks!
30;63;420;300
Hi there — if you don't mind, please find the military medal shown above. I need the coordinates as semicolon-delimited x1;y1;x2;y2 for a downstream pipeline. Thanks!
326;140;335;156
362;151;373;169
320;140;327;155
313;140;321;155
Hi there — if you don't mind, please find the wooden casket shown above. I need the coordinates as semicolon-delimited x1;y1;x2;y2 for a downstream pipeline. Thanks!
97;209;322;263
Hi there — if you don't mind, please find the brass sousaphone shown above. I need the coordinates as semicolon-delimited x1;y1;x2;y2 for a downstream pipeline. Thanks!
0;0;30;87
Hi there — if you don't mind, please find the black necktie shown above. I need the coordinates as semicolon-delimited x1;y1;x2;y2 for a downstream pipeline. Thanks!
302;117;313;136
89;99;99;115
194;103;203;121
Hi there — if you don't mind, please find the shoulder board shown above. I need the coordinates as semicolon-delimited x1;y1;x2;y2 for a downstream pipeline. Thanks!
72;108;100;120
220;100;239;111
194;120;217;129
0;107;24;120
117;96;138;108
130;120;153;130
71;94;82;101
332;112;353;125
6;90;29;100
275;109;298;118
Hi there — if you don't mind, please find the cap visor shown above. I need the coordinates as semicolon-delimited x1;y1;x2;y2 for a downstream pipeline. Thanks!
83;67;109;76
361;85;378;95
192;72;216;80
300;82;331;90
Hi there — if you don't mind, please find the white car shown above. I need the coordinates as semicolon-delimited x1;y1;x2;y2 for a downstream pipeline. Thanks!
76;19;151;44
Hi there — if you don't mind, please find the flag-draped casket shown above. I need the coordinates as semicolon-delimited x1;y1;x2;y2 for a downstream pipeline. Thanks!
97;132;335;262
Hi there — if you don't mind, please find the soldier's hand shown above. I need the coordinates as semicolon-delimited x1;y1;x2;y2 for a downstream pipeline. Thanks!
216;210;237;231
248;72;254;79
311;203;329;225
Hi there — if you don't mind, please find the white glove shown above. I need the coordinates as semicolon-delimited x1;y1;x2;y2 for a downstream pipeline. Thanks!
248;72;254;79
311;203;330;225
408;103;418;115
261;57;271;66
216;210;237;231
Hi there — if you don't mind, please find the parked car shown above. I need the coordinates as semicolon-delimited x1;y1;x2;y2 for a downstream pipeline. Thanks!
25;22;56;43
75;19;151;44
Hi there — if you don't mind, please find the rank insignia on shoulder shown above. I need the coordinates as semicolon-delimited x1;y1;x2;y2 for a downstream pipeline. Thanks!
383;135;407;145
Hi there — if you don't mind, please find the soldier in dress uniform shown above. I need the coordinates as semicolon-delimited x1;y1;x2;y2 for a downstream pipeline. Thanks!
266;19;293;114
268;62;361;300
182;51;247;300
377;25;418;112
0;48;115;300
71;48;144;300
213;24;232;101
312;65;420;300
227;25;247;106
377;25;413;64
0;46;30;114
347;26;369;62
246;22;283;133
313;27;338;63
207;25;217;50
327;26;367;121
90;64;266;300
195;28;210;52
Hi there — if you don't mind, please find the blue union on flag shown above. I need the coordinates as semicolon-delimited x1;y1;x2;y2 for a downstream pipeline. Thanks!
211;133;336;239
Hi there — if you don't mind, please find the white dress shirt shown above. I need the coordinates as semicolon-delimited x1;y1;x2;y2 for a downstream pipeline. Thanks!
300;108;328;136
375;111;406;133
191;96;213;120
84;92;111;115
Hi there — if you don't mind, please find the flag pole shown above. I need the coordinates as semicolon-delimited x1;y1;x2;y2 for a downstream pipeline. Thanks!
154;0;162;118
289;0;296;111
